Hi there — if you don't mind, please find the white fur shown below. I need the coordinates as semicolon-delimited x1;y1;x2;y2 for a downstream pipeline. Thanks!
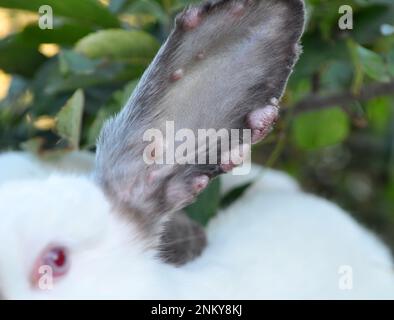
0;151;95;184
0;152;47;183
0;152;393;299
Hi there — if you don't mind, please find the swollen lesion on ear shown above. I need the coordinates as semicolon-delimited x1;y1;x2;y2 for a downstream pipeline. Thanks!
93;0;306;260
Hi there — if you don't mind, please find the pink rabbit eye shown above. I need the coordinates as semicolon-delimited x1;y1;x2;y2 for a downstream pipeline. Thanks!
31;245;70;288
42;246;69;276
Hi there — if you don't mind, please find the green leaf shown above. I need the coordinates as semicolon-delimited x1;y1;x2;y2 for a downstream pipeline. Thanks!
20;137;46;155
220;182;253;209
75;29;160;61
384;180;394;206
59;50;101;76
50;64;144;95
388;47;394;77
366;96;392;133
321;61;353;91
358;46;389;81
353;4;394;45
0;75;29;106
185;178;221;226
292;107;350;150
32;57;144;97
0;0;120;28
109;0;129;13
124;0;169;26
354;44;390;82
20;21;94;46
0;34;46;77
55;89;84;149
291;34;348;81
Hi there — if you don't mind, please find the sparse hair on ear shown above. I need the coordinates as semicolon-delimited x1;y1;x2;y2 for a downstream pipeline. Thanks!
94;0;305;242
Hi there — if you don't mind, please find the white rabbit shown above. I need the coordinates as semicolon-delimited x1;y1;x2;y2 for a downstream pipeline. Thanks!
0;0;393;299
0;157;393;299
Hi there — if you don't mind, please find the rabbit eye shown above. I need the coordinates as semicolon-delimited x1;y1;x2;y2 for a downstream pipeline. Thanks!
42;246;69;277
31;245;70;288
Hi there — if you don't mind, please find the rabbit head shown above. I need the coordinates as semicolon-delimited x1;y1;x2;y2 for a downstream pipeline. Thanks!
0;176;170;299
0;0;305;299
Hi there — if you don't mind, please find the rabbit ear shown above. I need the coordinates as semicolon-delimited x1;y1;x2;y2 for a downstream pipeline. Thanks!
158;211;207;266
95;0;305;237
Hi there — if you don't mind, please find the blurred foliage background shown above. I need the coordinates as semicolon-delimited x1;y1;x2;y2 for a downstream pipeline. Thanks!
0;0;394;249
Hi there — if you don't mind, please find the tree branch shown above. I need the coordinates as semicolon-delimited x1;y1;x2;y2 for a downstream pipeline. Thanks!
290;81;394;114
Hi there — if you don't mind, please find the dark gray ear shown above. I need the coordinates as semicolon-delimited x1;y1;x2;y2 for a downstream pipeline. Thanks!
158;211;207;266
94;0;305;238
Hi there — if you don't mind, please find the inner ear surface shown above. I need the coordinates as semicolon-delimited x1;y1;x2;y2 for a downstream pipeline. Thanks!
94;0;306;242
